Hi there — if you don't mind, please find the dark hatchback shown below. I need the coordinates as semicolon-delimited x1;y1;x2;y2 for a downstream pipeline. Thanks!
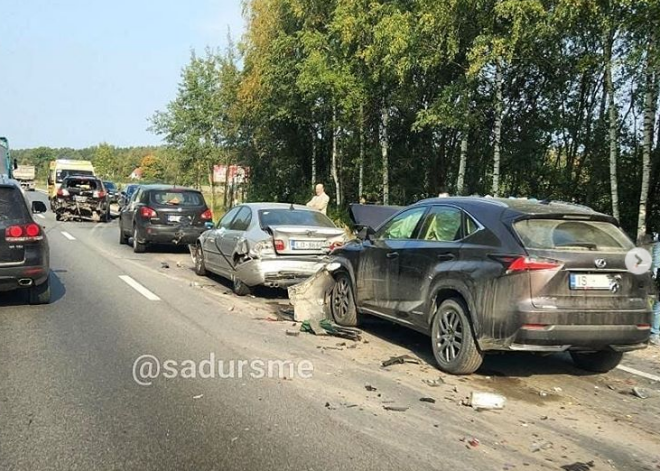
329;198;652;374
0;177;50;304
118;185;213;253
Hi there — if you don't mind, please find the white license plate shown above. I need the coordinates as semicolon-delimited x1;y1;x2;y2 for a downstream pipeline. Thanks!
168;215;182;223
291;240;324;250
74;196;87;202
569;273;613;290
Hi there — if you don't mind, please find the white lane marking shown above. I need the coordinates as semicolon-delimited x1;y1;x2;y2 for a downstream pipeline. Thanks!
617;365;660;383
61;231;76;240
118;275;161;301
36;214;46;219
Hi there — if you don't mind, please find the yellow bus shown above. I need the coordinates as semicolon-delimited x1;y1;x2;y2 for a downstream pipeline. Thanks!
48;159;96;199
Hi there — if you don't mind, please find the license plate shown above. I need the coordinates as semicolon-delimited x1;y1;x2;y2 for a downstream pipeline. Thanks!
291;240;324;250
168;215;182;223
74;196;87;202
569;273;613;290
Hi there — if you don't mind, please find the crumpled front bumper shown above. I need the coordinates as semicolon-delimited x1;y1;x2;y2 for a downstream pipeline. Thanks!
236;256;329;288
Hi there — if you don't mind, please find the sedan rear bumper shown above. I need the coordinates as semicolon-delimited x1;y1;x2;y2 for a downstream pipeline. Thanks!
236;256;327;288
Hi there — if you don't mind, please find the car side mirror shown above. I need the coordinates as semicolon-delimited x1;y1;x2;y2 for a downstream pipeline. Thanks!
204;222;214;229
31;201;47;214
357;226;375;242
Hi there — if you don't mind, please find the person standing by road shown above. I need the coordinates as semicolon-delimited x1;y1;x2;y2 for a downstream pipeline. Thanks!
650;233;660;346
306;183;330;215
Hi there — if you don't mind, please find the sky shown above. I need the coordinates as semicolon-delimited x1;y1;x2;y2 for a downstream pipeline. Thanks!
0;0;245;149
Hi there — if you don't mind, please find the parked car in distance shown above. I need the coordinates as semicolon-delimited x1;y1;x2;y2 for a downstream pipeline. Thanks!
52;175;111;222
0;176;50;304
103;181;119;204
118;183;141;208
192;203;346;295
118;184;213;253
329;198;652;375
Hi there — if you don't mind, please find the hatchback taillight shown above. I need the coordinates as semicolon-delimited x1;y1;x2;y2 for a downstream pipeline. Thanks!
57;188;69;197
274;239;285;251
140;207;158;218
200;209;213;220
5;223;42;242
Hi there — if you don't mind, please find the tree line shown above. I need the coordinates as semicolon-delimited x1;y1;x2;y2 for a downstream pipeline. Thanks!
16;0;660;240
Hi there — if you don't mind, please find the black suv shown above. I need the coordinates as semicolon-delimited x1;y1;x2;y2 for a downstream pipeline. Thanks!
52;175;111;222
0;176;50;304
118;185;213;253
330;198;652;374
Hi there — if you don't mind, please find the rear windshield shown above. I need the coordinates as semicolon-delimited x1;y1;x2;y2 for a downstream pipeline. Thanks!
0;146;8;176
149;190;205;207
0;187;29;223
64;178;100;190
514;219;634;252
104;182;116;191
126;185;139;197
259;209;336;228
56;169;94;183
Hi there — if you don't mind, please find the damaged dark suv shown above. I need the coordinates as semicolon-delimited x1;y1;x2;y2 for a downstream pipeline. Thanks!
52;175;111;222
330;198;652;374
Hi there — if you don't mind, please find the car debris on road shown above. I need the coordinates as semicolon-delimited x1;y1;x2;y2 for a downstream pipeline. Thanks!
381;355;422;367
468;391;507;410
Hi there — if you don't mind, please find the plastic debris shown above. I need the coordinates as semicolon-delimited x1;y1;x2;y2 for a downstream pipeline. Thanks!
161;262;170;269
531;440;553;452
467;438;480;448
381;355;421;367
193;394;204;399
632;387;649;399
423;377;445;387
365;384;378;392
285;330;300;337
469;392;507;410
300;319;362;341
383;405;409;412
561;461;595;471
420;397;436;404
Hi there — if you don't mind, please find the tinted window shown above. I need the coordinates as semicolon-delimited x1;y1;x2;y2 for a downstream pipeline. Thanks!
514;219;634;252
465;214;480;237
230;207;252;231
56;169;94;183
219;207;241;229
149;190;204;207
418;207;463;242
0;187;29;223
126;185;139;197
377;207;426;240
104;182;116;191
64;178;100;190
259;209;336;228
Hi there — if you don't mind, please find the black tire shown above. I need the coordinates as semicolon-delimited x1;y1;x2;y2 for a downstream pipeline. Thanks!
133;227;146;253
232;275;252;296
431;299;483;375
119;227;128;245
194;245;207;276
29;280;51;305
330;272;359;327
570;350;623;373
55;213;62;222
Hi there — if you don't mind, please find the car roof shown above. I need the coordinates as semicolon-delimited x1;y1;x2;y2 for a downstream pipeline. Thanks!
139;184;201;192
414;196;611;221
239;202;319;212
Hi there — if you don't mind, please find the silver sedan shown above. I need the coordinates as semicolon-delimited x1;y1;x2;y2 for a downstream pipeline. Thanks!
191;203;346;295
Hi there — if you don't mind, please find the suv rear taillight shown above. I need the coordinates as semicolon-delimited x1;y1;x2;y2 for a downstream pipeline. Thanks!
5;223;42;242
200;209;213;220
329;241;344;252
507;256;562;273
140;207;158;218
274;239;285;251
94;190;106;198
57;188;69;197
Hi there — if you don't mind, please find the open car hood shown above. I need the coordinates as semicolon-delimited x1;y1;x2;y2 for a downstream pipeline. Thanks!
349;203;402;230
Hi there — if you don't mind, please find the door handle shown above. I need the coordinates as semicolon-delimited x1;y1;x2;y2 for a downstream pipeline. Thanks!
386;252;399;259
437;253;456;262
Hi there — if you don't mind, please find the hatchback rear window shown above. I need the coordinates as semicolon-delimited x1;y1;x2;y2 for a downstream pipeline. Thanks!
259;209;336;228
65;178;100;190
514;219;634;252
150;191;204;207
0;187;29;223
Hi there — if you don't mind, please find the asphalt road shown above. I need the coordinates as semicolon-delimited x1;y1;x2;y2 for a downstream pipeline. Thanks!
1;191;659;471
